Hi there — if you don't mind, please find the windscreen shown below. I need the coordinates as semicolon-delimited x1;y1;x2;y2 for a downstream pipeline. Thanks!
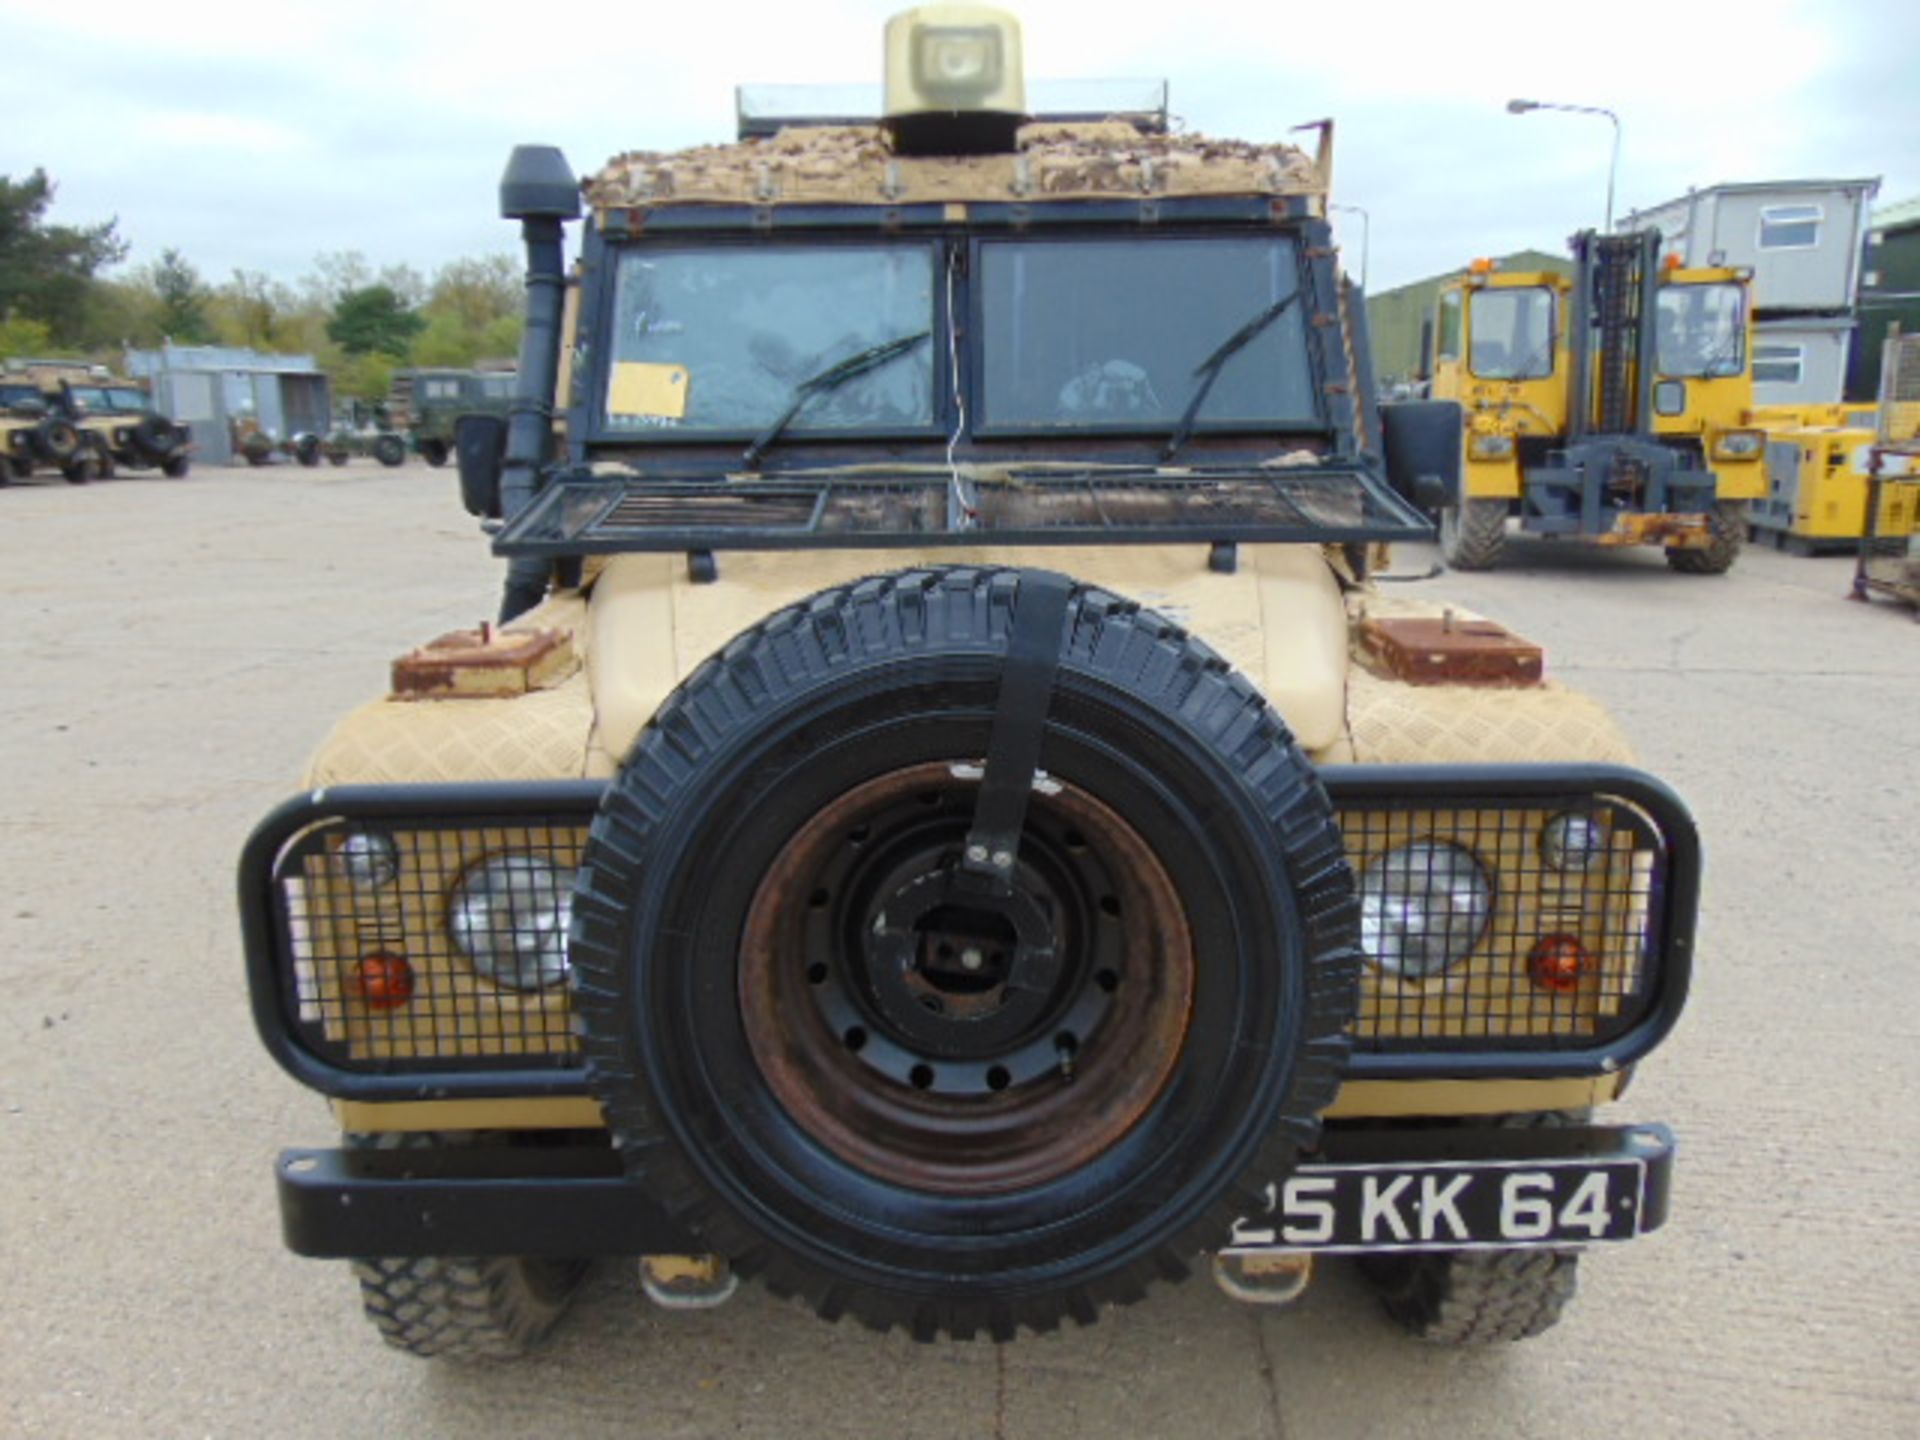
604;243;938;436
1656;283;1745;378
1468;287;1555;379
977;235;1318;431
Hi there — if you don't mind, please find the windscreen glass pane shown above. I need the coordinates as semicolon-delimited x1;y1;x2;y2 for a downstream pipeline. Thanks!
978;236;1317;430
1468;287;1555;379
1656;283;1745;377
606;244;937;435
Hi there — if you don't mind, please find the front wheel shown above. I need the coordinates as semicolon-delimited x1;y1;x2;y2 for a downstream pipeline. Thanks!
571;569;1359;1340
347;1133;588;1359
1437;499;1508;571
1361;1248;1579;1344
1665;501;1746;575
419;437;450;467
161;454;190;479
372;434;406;467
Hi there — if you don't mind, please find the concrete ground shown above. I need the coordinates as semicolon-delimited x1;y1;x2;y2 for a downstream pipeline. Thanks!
1;458;1915;1438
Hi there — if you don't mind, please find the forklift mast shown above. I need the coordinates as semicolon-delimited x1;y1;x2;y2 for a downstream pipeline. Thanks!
1565;229;1662;440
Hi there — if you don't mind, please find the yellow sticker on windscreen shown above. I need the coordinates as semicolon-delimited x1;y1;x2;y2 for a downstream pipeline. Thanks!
609;362;689;420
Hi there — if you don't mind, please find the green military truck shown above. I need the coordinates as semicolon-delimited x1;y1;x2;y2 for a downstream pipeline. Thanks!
389;366;518;467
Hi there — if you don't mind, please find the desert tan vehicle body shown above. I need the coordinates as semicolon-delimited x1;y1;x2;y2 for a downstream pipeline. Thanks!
34;370;193;479
243;6;1694;1359
0;375;94;483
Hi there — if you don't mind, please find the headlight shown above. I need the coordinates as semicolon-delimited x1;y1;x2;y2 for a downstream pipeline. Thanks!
1468;433;1515;460
448;853;574;990
1358;841;1495;980
337;830;398;888
1713;429;1764;459
1541;812;1607;871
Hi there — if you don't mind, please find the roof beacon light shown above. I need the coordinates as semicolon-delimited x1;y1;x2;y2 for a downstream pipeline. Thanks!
884;5;1028;156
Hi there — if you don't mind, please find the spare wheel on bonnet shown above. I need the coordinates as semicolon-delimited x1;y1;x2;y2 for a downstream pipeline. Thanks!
571;567;1361;1340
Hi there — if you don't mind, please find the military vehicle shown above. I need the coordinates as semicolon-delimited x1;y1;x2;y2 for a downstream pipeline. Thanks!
1428;234;1763;572
240;7;1695;1357
41;374;192;478
390;366;518;467
0;376;98;483
321;401;409;468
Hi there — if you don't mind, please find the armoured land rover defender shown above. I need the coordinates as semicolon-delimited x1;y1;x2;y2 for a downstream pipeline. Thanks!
1;374;100;483
40;372;192;478
241;7;1694;1357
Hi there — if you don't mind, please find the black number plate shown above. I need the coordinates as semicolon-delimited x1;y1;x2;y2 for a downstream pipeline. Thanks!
1225;1156;1653;1255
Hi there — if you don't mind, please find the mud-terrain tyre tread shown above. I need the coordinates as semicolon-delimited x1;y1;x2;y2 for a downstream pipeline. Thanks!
571;567;1360;1341
1360;1111;1584;1343
1664;501;1745;574
1438;499;1507;570
347;1132;587;1359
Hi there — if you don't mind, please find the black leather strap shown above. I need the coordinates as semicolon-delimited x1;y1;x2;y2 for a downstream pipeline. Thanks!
962;571;1075;893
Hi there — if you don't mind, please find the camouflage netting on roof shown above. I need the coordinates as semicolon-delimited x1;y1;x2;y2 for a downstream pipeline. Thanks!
587;122;1322;210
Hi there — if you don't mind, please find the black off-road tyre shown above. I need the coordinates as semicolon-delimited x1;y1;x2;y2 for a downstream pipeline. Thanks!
571;568;1360;1341
131;415;177;460
1364;1248;1578;1344
419;437;450;467
36;417;81;464
294;433;323;467
1437;499;1508;571
1359;1111;1586;1343
347;1132;588;1359
328;449;349;467
372;433;407;467
62;448;99;484
1665;501;1746;574
161;453;190;479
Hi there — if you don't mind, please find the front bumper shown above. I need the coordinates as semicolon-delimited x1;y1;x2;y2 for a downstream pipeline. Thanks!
276;1122;1673;1259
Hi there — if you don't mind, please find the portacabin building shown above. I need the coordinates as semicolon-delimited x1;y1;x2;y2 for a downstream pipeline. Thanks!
1620;178;1881;407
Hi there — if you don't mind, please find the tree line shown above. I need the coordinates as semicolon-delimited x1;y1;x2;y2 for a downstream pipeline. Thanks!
0;168;523;400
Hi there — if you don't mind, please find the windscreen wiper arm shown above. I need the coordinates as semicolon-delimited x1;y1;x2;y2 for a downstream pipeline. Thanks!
1161;291;1300;463
742;329;932;469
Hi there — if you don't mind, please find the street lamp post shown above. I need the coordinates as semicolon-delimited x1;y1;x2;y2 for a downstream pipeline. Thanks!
1330;202;1370;291
1507;98;1621;233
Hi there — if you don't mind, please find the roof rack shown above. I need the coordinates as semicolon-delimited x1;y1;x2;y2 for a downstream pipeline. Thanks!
493;461;1430;558
735;79;1170;140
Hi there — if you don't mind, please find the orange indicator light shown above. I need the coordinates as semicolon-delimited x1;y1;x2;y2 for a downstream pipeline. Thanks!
1528;935;1591;993
354;953;415;1009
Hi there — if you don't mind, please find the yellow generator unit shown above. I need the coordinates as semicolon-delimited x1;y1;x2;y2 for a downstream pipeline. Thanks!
1750;425;1920;554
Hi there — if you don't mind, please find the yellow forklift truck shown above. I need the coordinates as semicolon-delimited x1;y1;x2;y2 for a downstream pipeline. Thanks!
1429;232;1764;572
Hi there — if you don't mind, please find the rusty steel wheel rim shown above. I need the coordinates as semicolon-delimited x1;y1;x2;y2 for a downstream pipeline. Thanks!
739;761;1195;1195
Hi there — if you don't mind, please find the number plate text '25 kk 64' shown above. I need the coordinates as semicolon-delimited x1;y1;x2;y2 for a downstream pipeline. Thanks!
1225;1156;1658;1255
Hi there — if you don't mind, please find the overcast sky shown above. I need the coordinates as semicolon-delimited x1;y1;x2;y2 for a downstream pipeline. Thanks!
6;0;1916;296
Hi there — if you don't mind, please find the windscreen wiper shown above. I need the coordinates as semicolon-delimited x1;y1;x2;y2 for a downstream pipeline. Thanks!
742;330;932;469
1161;291;1300;463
